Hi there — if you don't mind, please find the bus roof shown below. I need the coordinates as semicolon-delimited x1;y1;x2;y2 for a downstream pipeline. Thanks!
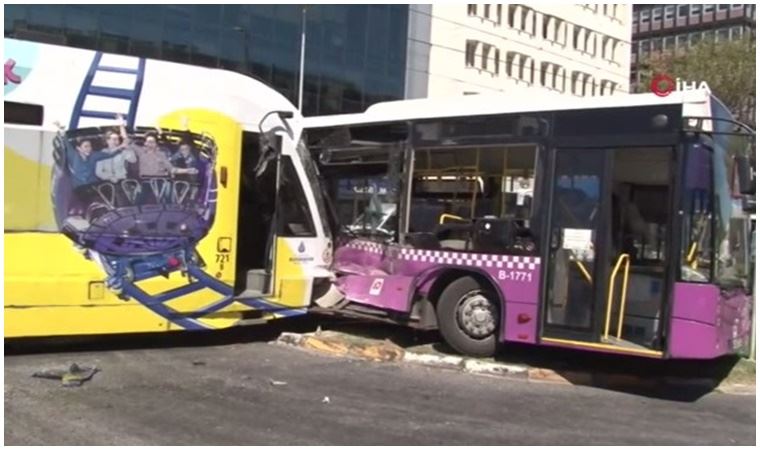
304;89;714;129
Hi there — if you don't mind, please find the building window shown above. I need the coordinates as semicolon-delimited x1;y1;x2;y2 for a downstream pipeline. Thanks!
540;62;547;86
484;4;491;19
586;32;595;55
716;27;730;42
652;38;663;53
465;40;478;67
467;4;477;16
703;29;715;43
496;5;503;24
704;4;715;14
730;25;744;40
494;48;500;74
664;36;675;50
675;34;688;48
690;4;702;16
652;7;662;21
689;32;701;47
481;43;491;70
506;51;517;77
640;9;650;24
573;25;581;49
508;5;518;28
633;10;639;22
717;4;729;12
678;5;689;17
665;5;675;20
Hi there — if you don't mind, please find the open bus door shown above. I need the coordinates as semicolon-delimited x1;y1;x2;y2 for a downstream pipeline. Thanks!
541;145;676;357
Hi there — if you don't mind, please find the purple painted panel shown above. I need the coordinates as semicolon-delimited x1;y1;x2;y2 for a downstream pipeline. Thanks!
669;319;721;359
669;283;752;359
671;282;719;325
503;302;539;344
336;274;414;312
333;240;543;334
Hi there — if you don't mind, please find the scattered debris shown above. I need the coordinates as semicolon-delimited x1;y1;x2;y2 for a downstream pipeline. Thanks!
192;360;206;366
32;363;98;387
321;396;331;404
269;379;288;386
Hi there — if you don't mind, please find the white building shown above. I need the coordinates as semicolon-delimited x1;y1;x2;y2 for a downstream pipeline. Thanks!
405;4;633;99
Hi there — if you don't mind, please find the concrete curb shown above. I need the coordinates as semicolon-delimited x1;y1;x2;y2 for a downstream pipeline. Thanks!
274;332;753;394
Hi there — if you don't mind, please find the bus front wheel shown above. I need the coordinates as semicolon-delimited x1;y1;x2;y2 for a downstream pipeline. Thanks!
436;276;499;357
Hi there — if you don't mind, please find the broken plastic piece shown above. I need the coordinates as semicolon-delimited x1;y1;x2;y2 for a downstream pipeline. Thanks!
32;363;98;387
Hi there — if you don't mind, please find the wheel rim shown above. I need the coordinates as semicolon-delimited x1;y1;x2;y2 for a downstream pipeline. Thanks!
455;291;497;339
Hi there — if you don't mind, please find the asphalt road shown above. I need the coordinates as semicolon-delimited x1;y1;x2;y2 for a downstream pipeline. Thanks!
4;334;755;445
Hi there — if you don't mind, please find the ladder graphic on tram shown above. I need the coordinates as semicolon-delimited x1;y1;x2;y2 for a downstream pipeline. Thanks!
66;51;304;330
69;52;146;130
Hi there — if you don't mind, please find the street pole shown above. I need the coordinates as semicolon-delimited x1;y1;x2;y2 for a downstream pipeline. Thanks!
233;26;250;75
298;5;306;112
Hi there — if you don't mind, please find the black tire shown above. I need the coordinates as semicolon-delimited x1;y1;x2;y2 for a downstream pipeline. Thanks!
436;276;499;357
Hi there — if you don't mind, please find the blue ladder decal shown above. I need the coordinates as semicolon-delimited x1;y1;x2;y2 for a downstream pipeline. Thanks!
69;52;146;130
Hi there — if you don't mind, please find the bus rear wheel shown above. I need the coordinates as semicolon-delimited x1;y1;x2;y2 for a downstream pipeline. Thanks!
436;276;499;357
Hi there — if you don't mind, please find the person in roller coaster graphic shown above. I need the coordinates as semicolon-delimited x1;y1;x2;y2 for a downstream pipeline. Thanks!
52;115;216;255
54;121;129;218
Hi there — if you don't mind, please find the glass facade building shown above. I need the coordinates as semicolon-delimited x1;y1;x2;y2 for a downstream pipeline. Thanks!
4;4;409;116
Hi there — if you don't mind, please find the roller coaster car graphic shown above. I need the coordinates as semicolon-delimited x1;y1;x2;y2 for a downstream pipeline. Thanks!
51;125;219;295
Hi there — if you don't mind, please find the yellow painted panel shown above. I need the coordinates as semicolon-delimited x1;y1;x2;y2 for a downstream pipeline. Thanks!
272;238;310;308
4;304;170;337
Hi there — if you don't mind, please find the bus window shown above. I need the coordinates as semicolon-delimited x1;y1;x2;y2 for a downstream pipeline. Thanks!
409;145;537;252
681;142;713;282
315;146;402;242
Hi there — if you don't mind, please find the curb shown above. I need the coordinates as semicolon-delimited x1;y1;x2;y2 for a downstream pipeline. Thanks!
274;332;753;394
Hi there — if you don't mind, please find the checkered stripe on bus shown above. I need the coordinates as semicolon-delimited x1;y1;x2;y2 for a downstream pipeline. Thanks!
345;240;385;254
399;249;540;270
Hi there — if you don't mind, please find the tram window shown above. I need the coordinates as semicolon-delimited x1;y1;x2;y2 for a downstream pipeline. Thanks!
4;101;43;125
278;157;316;237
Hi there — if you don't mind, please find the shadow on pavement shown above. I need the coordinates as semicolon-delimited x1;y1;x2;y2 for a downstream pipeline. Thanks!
4;316;334;356
314;321;749;402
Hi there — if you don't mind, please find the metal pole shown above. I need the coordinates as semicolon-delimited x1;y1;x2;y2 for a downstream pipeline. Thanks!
750;222;756;360
298;6;306;111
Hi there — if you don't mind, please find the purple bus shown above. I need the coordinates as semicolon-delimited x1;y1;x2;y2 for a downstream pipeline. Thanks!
301;90;755;359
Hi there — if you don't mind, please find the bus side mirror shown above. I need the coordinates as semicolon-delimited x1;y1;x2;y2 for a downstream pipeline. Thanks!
736;156;755;195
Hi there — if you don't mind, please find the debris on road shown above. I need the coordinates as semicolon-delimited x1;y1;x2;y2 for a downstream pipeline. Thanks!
32;363;98;387
321;396;331;404
192;360;206;366
269;379;288;386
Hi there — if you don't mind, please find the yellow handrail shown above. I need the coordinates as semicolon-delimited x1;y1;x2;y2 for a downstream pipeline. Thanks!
574;261;593;283
604;253;631;340
439;213;465;225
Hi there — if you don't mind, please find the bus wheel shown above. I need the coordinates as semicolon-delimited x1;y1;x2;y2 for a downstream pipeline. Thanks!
436;276;498;357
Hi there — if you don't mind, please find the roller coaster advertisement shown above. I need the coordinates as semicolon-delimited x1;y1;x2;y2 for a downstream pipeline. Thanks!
44;49;304;330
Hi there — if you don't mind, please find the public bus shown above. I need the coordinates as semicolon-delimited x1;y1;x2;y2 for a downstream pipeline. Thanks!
299;90;756;359
4;38;334;337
